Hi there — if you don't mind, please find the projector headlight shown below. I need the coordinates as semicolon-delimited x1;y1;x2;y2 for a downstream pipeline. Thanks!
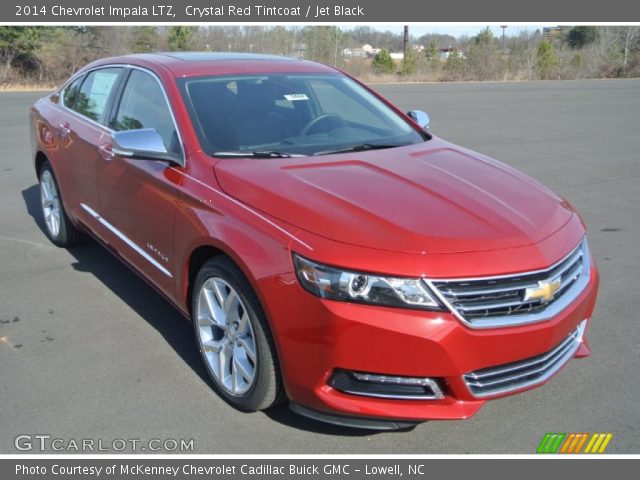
293;254;443;310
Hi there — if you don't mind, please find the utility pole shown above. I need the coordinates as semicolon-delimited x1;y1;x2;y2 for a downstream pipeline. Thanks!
500;25;508;54
403;25;409;59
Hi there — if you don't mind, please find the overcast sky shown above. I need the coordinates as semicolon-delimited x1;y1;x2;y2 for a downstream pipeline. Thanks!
341;24;551;38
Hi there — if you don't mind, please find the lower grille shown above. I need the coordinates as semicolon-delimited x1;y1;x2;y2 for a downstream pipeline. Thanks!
463;320;586;398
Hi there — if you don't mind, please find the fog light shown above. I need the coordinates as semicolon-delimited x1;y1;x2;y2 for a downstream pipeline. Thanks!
329;369;444;400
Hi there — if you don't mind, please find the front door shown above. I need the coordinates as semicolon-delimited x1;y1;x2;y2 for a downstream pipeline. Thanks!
95;68;183;296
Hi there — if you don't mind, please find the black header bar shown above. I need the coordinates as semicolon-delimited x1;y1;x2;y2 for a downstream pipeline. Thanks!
4;0;640;23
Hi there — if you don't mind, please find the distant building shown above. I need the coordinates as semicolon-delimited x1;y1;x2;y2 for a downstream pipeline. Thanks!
343;44;382;58
439;47;465;60
543;26;572;40
362;44;381;55
342;48;368;58
342;43;428;61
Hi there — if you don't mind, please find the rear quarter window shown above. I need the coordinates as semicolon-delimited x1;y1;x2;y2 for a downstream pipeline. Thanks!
62;75;84;109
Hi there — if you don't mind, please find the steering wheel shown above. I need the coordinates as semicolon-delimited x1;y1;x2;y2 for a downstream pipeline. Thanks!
301;114;348;136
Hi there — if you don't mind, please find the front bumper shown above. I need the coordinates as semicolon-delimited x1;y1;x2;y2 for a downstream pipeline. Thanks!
258;257;599;424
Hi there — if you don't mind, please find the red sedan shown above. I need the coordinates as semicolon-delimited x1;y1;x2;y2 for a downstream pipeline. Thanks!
30;53;599;429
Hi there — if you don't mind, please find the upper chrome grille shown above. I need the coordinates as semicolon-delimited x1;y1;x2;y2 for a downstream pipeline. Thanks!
463;320;586;397
429;239;591;329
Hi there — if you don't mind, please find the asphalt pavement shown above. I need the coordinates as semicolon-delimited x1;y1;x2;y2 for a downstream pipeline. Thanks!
1;79;638;453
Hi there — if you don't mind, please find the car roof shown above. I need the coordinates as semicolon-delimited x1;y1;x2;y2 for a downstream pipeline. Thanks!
83;52;338;78
155;52;295;62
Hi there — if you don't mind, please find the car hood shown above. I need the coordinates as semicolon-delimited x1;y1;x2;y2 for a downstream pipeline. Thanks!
214;141;574;254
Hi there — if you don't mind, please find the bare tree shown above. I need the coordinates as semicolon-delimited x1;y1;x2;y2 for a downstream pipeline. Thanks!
620;26;640;75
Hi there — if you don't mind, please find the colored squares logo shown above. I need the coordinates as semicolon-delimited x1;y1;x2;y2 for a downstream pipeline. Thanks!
537;433;613;454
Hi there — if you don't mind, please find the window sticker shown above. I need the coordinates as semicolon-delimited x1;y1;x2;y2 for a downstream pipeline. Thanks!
87;71;119;118
283;94;309;101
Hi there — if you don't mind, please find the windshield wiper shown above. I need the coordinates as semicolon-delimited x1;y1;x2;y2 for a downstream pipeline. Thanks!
213;151;306;158
314;143;407;156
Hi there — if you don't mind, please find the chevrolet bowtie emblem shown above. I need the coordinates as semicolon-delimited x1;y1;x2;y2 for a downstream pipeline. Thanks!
524;277;562;303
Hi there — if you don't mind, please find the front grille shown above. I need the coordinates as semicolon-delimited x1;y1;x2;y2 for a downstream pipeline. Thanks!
430;239;590;328
463;320;586;397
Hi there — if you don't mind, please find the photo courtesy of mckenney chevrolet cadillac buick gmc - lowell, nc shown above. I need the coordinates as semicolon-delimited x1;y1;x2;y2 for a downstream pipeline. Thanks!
30;52;599;429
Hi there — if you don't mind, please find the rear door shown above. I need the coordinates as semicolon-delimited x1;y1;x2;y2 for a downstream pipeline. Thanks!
53;67;124;223
95;68;183;296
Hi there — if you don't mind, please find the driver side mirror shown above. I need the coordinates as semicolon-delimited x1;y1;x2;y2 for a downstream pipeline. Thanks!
407;110;430;130
111;128;182;165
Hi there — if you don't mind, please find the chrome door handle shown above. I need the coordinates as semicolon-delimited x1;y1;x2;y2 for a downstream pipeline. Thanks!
98;143;115;160
56;122;71;138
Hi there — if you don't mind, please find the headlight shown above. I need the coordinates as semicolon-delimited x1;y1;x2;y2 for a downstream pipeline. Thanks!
293;254;443;310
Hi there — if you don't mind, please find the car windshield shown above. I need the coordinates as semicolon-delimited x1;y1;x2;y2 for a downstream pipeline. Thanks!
178;73;428;157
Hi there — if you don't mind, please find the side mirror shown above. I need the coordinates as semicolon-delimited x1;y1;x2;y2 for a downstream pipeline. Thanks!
111;128;181;164
407;110;430;130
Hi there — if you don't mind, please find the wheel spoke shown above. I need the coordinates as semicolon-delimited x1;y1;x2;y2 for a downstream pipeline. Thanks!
236;310;250;335
50;210;59;236
46;179;56;200
233;351;254;383
237;335;256;363
201;287;226;327
41;180;52;201
218;342;233;383
231;359;239;392
223;289;240;322
202;343;220;376
201;338;223;354
197;313;214;327
212;280;228;307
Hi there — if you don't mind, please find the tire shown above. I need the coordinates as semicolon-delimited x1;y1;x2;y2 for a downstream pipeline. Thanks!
192;256;282;411
38;161;84;247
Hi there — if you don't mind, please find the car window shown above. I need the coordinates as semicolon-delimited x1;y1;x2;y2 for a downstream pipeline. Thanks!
114;69;180;157
307;79;388;129
179;73;426;156
73;68;122;124
62;75;84;109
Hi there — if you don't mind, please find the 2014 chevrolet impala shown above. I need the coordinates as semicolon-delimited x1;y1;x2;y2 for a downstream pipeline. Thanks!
30;53;599;429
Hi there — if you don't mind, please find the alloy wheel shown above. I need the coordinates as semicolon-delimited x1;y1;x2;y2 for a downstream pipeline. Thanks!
40;169;61;238
195;277;257;396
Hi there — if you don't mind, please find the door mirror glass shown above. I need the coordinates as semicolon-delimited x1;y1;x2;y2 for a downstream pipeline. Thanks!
407;110;430;129
111;128;179;163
